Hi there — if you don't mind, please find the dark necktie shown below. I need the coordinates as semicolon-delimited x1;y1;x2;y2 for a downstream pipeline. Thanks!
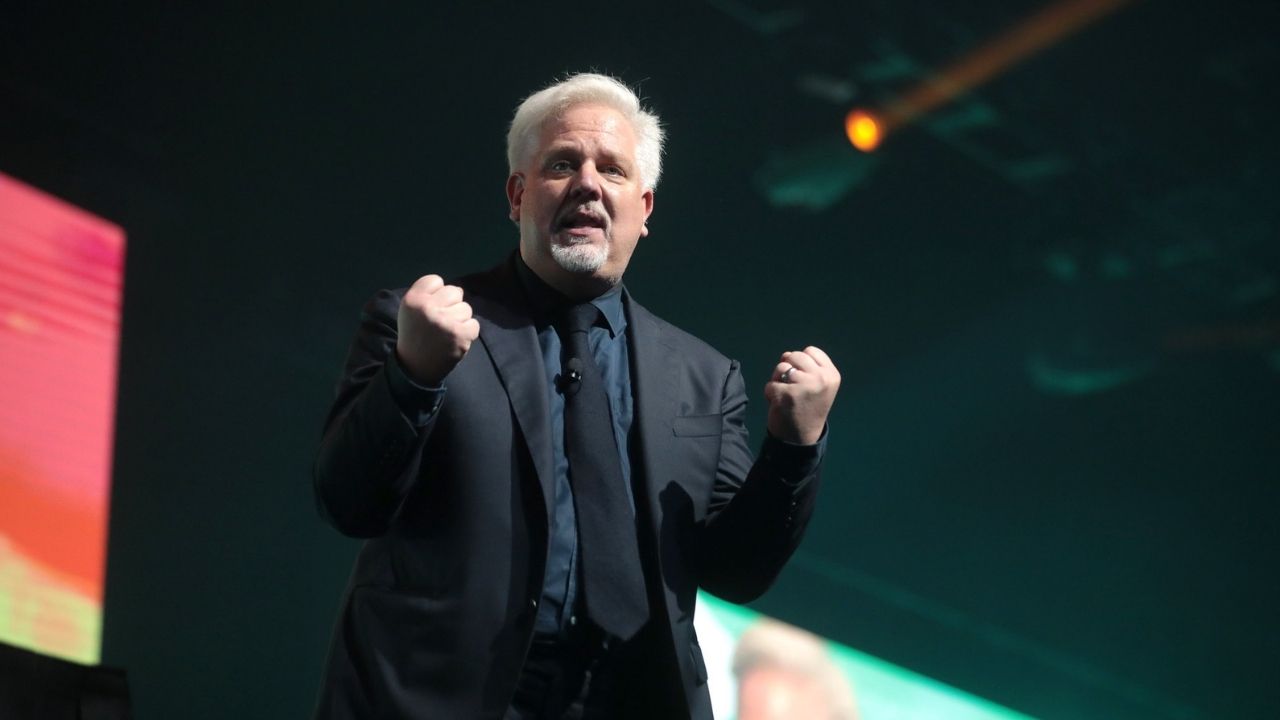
556;303;649;640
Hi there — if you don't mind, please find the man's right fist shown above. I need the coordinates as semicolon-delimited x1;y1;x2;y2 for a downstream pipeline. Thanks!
395;274;481;386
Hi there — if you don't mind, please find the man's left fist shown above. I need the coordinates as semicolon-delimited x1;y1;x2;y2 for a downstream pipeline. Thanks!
764;346;840;445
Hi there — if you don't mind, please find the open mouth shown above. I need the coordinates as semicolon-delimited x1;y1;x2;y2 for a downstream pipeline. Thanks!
557;208;607;234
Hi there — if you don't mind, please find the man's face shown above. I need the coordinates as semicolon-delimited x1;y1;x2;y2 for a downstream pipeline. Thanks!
738;667;833;720
506;103;654;294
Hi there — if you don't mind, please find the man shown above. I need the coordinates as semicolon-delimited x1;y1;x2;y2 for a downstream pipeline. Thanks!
313;73;840;720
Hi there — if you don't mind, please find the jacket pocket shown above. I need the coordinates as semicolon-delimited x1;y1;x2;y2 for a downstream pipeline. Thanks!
689;636;708;685
673;413;721;437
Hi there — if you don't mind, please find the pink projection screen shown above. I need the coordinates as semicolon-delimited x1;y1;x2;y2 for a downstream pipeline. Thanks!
0;173;125;664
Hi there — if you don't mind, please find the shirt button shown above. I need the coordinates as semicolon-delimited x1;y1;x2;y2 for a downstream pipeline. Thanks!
569;614;578;626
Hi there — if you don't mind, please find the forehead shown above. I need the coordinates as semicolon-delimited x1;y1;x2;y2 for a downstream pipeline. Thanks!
535;103;637;155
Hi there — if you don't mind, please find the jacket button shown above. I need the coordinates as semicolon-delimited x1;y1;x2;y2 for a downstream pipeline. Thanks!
530;598;539;610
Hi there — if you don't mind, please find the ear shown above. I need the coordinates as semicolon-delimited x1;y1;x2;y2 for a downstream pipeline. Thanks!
505;173;525;224
639;188;655;237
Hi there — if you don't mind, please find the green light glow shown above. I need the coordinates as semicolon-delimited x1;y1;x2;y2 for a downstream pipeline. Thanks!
698;591;1035;720
0;538;102;665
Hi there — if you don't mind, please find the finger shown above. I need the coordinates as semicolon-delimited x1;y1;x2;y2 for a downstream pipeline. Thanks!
412;274;445;294
802;345;833;367
441;301;473;320
458;318;481;341
432;285;465;306
772;363;809;389
770;361;792;381
782;350;820;372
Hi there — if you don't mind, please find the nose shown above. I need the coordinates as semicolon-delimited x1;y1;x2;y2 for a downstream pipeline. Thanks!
569;162;604;201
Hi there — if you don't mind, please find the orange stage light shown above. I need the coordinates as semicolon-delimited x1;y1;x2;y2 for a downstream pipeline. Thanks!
845;0;1136;150
845;110;883;152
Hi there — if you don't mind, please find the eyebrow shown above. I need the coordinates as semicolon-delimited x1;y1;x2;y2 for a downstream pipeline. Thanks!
542;144;630;167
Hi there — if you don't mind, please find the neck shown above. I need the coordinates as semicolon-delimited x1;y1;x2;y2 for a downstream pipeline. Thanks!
522;252;620;301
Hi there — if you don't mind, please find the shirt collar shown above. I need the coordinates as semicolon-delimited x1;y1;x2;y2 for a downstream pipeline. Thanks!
513;253;628;338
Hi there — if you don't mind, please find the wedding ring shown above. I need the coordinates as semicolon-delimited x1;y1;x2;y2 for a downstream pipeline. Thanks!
780;367;794;383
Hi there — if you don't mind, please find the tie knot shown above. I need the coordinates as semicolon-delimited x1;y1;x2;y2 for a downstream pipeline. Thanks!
558;303;600;336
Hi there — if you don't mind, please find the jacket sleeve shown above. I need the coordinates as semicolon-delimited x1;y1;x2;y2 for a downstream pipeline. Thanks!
695;359;824;603
313;289;443;538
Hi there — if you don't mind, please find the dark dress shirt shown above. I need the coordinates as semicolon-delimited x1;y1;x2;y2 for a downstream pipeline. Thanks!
513;257;637;634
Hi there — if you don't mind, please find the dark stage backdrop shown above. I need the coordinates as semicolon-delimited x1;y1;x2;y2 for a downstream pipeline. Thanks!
1;2;1276;719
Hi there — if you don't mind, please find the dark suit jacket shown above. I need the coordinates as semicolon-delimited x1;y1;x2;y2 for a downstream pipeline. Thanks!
313;257;822;719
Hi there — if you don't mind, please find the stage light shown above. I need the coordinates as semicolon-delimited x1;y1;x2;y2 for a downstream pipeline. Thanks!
843;0;1135;150
845;109;882;152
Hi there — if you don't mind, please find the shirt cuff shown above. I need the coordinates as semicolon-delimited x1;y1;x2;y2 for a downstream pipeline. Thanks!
758;426;828;486
385;353;447;427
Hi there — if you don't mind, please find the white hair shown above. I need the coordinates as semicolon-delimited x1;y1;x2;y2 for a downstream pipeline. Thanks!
732;620;859;720
506;73;665;190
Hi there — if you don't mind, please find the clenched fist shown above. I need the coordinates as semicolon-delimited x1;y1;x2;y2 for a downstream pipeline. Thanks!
764;346;841;445
395;274;481;386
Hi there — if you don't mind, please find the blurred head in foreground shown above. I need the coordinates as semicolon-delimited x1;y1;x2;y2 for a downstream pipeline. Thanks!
732;620;858;720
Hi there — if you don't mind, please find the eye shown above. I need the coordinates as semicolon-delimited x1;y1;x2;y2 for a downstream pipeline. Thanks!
549;159;573;172
602;165;625;177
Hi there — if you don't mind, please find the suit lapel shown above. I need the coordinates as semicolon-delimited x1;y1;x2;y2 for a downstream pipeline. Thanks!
468;260;556;520
625;295;681;547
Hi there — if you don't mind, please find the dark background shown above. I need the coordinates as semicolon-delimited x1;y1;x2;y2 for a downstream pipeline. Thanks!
2;1;1277;718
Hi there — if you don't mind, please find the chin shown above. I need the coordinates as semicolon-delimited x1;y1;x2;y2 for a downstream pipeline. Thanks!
550;241;609;275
